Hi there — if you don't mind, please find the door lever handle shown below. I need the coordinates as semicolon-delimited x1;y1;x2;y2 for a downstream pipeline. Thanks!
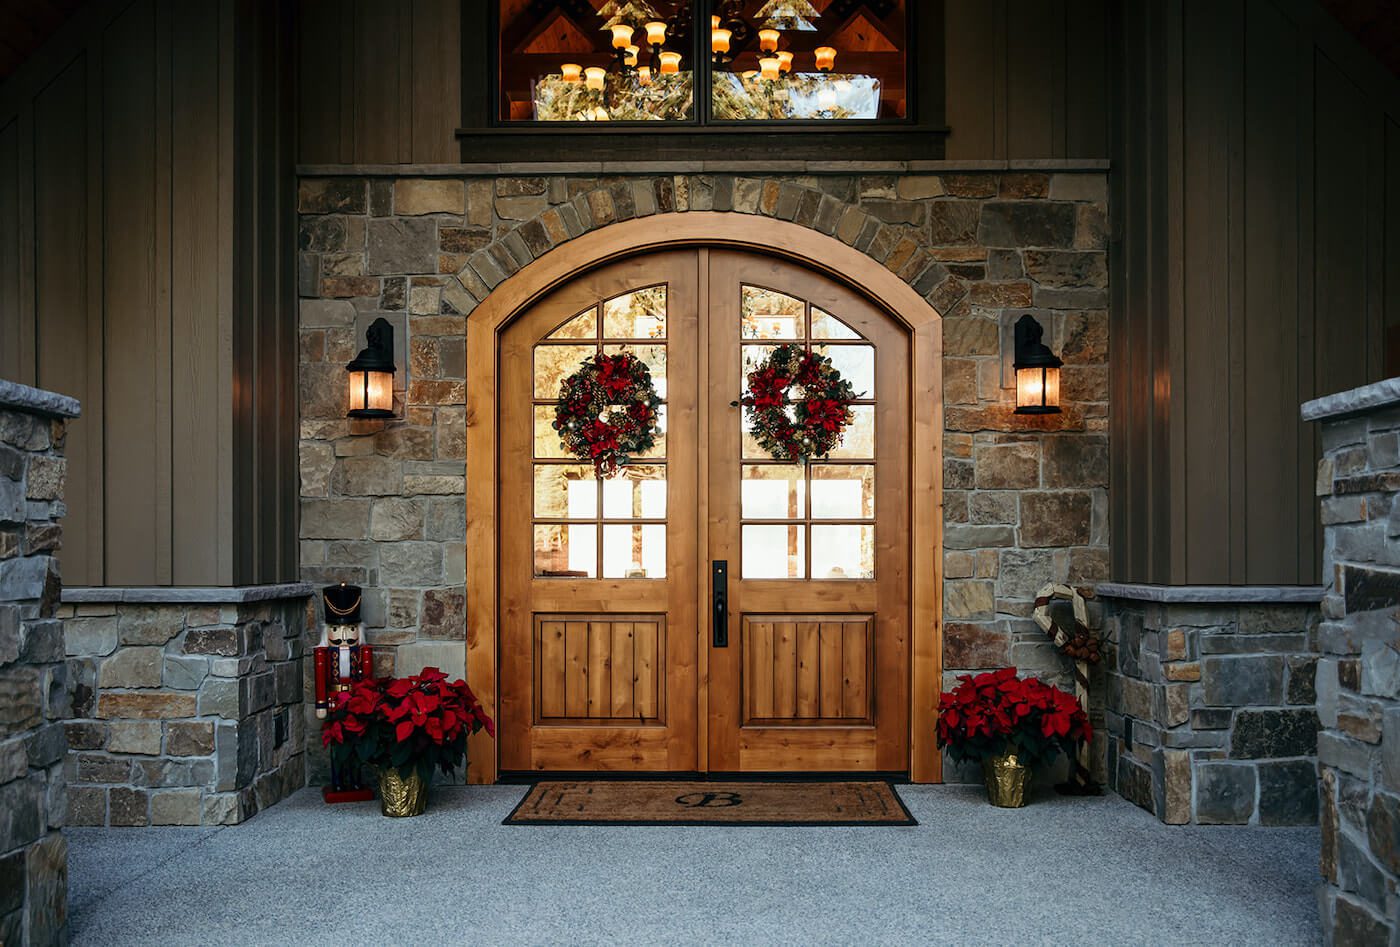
712;560;728;648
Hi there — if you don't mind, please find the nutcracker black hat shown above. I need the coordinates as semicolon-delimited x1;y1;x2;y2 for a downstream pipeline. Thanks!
322;582;362;625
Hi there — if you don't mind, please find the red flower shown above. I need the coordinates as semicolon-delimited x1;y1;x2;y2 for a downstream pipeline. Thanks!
936;666;1091;769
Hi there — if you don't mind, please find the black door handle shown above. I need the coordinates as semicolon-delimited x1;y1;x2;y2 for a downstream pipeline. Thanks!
712;560;728;648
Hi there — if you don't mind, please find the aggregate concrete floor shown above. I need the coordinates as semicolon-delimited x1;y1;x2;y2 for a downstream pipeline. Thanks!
67;784;1321;945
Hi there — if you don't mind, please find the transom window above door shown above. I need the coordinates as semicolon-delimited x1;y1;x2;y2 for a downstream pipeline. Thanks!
532;286;669;579
494;1;911;124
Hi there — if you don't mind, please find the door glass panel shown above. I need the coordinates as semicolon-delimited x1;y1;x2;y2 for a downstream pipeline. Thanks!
531;284;670;583
534;524;597;577
547;306;598;340
811;525;874;579
814;344;875;398
811;307;862;340
602;465;667;519
742;525;805;579
810;465;874;519
827;405;875;459
534;464;597;519
741;286;803;339
534;406;570;458
534;344;596;398
741;465;806;519
604;286;667;339
604;343;668;400
603;524;666;579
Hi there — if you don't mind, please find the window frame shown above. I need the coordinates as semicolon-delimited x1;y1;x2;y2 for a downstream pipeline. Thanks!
464;0;947;156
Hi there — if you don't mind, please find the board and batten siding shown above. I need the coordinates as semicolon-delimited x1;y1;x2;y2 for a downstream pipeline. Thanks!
1112;0;1400;586
943;0;1112;161
0;0;297;587
296;0;462;165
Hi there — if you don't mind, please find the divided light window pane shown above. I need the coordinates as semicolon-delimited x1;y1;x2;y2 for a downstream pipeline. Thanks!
495;2;909;123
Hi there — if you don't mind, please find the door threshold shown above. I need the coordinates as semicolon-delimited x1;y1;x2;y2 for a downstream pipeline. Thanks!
497;770;911;784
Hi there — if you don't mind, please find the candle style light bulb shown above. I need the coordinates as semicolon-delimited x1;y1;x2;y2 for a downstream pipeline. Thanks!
609;23;634;49
659;50;681;74
645;20;667;46
814;46;836;71
561;63;582;82
584;66;606;90
758;28;780;52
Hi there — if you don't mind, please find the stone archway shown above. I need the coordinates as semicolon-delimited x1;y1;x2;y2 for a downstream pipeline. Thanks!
462;212;945;783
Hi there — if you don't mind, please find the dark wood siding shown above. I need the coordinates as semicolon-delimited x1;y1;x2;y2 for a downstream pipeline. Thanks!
0;0;297;586
296;0;461;165
1112;0;1400;586
944;0;1111;160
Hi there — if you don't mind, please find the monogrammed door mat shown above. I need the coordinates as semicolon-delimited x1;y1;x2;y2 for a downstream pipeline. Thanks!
503;780;916;826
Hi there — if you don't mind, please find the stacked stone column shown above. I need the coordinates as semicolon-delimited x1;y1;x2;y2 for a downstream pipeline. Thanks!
1101;586;1321;825
61;588;311;826
1305;379;1400;944
0;379;80;947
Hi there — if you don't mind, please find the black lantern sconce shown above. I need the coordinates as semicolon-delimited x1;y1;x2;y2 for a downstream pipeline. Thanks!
1012;314;1062;415
346;317;395;419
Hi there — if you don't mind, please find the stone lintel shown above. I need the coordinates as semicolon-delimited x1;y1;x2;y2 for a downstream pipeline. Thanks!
1095;582;1325;604
296;159;1113;178
1301;378;1400;422
0;378;81;418
61;583;315;604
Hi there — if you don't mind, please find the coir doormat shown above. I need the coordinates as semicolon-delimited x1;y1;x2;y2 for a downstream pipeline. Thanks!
504;780;916;826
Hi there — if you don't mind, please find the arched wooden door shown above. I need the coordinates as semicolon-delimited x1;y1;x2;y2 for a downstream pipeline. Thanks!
498;248;910;774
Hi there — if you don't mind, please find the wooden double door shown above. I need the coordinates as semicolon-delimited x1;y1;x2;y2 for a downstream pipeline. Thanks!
499;249;911;774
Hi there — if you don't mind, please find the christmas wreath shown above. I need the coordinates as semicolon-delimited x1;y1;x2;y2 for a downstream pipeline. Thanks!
741;343;859;463
553;351;661;477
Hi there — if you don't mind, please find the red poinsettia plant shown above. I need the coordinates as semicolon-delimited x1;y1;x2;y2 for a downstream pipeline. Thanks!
321;668;495;784
936;667;1092;769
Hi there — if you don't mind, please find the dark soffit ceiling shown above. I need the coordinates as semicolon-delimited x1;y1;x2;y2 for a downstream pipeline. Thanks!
0;0;86;84
1319;0;1400;76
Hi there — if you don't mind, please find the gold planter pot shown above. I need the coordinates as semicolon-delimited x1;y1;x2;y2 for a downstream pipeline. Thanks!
982;752;1030;808
378;767;429;817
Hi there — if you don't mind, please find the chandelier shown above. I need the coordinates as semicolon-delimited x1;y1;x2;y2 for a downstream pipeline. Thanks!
542;0;881;121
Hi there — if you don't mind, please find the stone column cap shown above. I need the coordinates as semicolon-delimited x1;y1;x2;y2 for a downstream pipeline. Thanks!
1095;582;1324;604
0;378;80;418
61;583;314;604
1301;378;1400;422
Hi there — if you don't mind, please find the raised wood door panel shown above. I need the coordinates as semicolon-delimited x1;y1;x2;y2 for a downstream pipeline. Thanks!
706;250;911;774
499;252;699;772
742;615;873;725
535;616;663;723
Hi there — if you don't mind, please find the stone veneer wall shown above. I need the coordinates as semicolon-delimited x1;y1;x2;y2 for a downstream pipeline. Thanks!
1305;379;1400;944
60;587;312;826
0;380;79;947
1100;586;1322;825
296;165;1112;781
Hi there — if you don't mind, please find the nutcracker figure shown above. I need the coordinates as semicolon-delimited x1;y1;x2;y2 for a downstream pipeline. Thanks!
316;582;375;803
